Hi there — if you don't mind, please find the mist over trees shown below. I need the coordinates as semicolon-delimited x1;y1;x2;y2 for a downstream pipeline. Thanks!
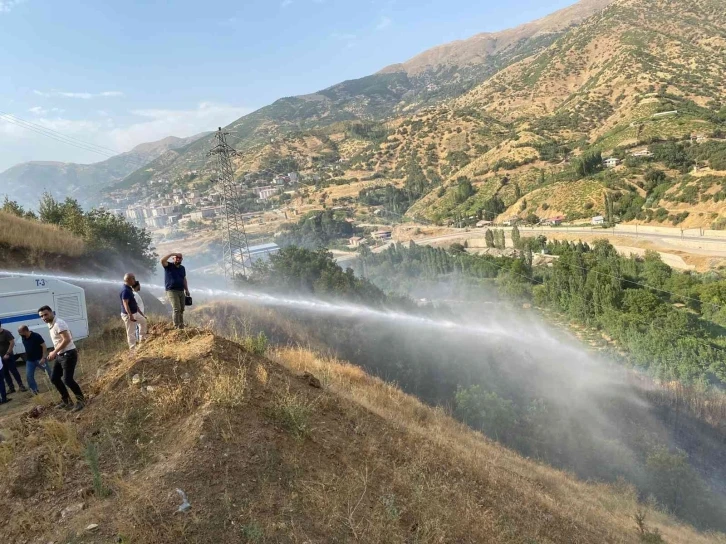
221;244;726;531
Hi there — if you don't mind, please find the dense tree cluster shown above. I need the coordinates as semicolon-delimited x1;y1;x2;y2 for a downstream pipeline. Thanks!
275;209;354;249
2;193;156;273
250;246;387;305
357;239;726;386
239;244;726;530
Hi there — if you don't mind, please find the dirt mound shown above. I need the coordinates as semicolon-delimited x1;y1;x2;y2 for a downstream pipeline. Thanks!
0;325;719;543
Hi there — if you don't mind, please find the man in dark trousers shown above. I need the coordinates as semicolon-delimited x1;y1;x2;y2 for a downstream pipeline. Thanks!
38;306;85;411
0;333;9;405
161;252;190;329
18;325;52;395
0;320;27;394
120;273;147;349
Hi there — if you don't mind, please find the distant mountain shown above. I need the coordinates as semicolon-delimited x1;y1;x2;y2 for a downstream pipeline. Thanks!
407;0;726;224
116;0;726;230
0;133;207;208
117;0;613;186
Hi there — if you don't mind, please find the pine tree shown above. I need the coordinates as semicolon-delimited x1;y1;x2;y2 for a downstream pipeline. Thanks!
485;229;495;248
511;225;521;249
495;230;506;250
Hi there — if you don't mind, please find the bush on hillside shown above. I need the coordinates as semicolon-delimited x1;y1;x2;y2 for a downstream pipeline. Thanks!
37;193;156;273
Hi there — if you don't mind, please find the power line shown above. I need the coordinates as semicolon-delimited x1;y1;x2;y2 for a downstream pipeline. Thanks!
0;111;165;174
0;110;125;156
0;113;121;159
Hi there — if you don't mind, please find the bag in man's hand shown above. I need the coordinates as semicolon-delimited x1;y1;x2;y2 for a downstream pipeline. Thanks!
185;296;193;307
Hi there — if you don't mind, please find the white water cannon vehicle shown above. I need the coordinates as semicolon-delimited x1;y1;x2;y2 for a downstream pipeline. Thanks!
0;275;89;359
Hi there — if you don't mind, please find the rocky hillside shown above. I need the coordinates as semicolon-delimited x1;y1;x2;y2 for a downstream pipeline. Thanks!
402;0;726;225
115;0;613;188
116;0;726;229
0;133;206;208
0;324;721;543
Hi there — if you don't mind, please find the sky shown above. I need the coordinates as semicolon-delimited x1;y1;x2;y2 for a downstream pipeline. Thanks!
0;0;577;172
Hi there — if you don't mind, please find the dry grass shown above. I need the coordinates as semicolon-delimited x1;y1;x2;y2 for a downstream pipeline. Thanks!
1;326;724;543
0;211;86;256
39;419;82;487
271;345;726;544
204;356;248;408
265;384;315;440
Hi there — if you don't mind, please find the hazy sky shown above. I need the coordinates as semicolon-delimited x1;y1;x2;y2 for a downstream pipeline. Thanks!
0;0;575;171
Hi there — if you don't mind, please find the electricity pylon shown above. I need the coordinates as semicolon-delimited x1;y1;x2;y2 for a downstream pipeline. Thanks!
208;127;251;280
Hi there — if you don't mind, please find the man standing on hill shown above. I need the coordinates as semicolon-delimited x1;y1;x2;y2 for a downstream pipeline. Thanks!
18;325;51;395
38;305;85;411
161;253;190;329
0;320;27;394
0;356;8;404
132;280;147;342
120;273;147;349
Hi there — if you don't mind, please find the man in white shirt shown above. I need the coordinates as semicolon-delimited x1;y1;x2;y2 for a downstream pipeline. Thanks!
38;305;85;411
133;281;148;343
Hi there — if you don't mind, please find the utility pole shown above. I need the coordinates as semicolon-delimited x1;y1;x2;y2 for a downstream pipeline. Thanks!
208;127;251;281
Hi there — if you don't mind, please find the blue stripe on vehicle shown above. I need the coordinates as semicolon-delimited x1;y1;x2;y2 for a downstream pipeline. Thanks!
0;313;41;324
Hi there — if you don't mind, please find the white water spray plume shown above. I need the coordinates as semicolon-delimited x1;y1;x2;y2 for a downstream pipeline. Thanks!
0;269;565;349
6;268;726;530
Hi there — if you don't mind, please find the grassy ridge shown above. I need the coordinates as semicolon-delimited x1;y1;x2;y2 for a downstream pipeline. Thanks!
0;211;86;257
1;323;721;543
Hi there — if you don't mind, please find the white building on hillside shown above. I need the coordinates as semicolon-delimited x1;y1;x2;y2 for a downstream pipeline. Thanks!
603;157;620;168
257;186;278;200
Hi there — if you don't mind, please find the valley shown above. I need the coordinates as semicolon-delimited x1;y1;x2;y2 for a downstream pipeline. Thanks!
3;0;726;541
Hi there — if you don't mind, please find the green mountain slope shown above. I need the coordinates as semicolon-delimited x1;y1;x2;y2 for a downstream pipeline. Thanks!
410;0;726;225
115;0;613;188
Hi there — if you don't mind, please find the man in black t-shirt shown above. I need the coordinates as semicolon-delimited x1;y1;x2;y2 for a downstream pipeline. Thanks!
0;320;27;396
18;325;51;394
120;273;147;349
161;253;190;329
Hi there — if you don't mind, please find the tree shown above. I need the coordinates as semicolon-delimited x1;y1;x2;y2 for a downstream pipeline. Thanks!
485;229;494;248
574;150;603;177
526;213;540;225
495;229;506;250
604;193;614;224
511;225;521;249
455;386;517;441
454;177;475;204
38;191;64;224
644;168;667;192
2;196;26;217
34;193;157;274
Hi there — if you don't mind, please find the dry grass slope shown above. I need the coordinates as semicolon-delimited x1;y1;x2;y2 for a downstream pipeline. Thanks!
0;211;86;257
0;325;724;543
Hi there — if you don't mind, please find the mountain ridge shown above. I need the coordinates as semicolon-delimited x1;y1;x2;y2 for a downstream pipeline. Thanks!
112;1;617;188
378;0;615;76
0;132;208;208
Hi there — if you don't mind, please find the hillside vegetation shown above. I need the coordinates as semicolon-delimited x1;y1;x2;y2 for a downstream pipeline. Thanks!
0;211;86;257
0;324;722;543
0;194;156;274
110;0;726;231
